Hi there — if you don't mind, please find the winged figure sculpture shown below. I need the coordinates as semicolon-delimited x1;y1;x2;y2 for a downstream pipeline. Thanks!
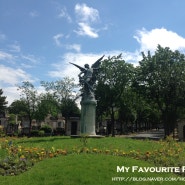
70;55;104;98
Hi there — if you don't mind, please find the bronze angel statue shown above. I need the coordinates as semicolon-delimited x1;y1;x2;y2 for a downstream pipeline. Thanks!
70;55;104;98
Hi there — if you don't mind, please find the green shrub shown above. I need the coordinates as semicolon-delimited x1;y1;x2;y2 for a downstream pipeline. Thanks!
38;130;45;137
40;124;52;134
31;130;39;137
53;128;65;135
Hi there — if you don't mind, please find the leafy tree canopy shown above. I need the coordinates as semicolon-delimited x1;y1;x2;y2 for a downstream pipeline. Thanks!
0;89;8;113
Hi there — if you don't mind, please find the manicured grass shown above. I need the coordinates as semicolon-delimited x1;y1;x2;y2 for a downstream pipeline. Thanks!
15;136;160;152
0;136;185;185
0;154;180;185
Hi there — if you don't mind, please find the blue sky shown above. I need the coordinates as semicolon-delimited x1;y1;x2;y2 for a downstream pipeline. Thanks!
1;0;185;105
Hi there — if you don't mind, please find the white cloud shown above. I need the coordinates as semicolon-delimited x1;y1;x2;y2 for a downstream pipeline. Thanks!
66;44;81;52
134;28;185;52
20;63;33;69
3;86;21;105
58;7;72;23
48;50;140;82
53;33;63;47
21;54;39;64
8;42;21;52
0;65;35;105
3;85;45;106
75;22;98;38
0;51;14;61
1;49;40;69
20;54;40;69
74;3;100;38
0;65;32;85
49;28;185;85
75;3;99;23
48;53;104;81
53;33;81;52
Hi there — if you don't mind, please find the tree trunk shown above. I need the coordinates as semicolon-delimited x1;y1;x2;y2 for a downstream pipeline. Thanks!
28;118;32;137
111;106;115;137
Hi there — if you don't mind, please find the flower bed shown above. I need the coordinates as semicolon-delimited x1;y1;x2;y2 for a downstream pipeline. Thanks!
0;136;185;176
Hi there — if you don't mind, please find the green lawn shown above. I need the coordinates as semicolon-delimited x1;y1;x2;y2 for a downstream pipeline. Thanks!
14;136;160;152
0;136;185;185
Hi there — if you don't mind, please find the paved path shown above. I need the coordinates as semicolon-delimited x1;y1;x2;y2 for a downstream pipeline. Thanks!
119;129;165;140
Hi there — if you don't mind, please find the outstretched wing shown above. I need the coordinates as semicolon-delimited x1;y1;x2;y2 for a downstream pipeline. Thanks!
90;55;105;85
91;55;105;69
69;62;85;72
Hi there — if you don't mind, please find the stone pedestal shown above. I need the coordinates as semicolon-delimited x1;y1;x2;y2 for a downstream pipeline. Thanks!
80;98;96;135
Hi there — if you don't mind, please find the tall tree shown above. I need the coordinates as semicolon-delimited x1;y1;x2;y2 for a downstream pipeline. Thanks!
41;77;77;101
35;93;60;121
96;54;134;136
41;77;80;119
0;89;8;112
8;99;28;120
135;45;185;136
17;81;38;134
117;89;137;133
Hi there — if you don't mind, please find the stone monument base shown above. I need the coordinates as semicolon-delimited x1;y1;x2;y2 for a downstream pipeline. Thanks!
80;97;97;135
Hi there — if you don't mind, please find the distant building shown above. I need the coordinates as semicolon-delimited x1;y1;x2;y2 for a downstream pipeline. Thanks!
0;112;80;136
43;113;65;131
36;113;80;136
43;113;80;135
0;112;20;135
66;117;80;135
